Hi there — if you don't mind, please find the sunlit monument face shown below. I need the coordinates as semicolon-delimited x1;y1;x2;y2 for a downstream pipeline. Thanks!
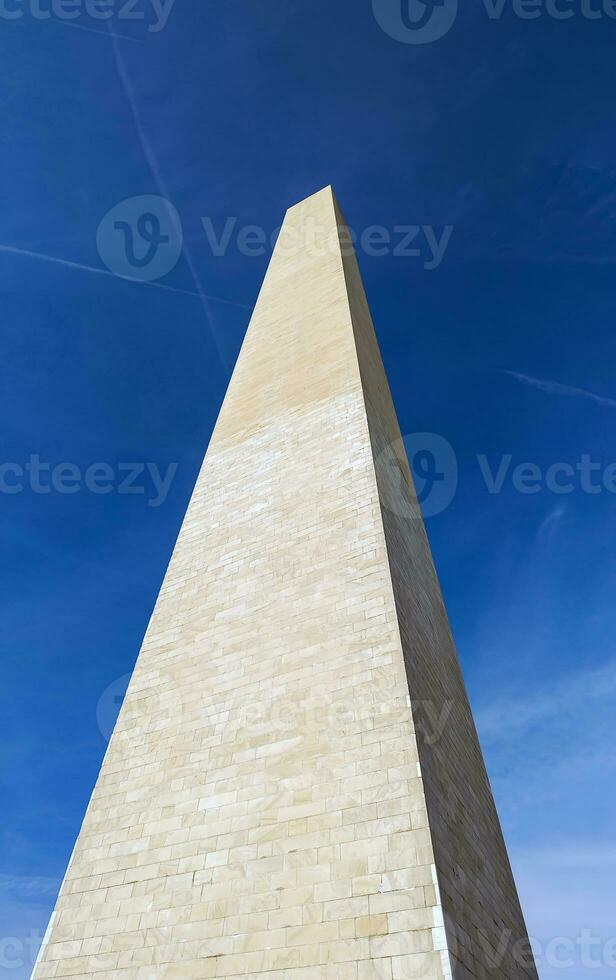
32;187;537;980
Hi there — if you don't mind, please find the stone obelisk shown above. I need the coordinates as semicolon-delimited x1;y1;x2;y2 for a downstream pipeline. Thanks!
33;187;537;980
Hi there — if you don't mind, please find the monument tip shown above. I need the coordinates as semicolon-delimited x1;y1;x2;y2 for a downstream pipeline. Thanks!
288;184;338;212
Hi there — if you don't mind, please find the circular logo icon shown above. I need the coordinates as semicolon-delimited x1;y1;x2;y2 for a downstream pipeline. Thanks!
375;432;458;519
96;672;131;742
96;195;182;282
96;671;185;742
372;0;457;44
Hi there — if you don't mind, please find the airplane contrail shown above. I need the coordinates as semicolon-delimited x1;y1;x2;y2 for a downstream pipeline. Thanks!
0;243;251;309
50;16;143;41
106;26;231;370
504;370;616;410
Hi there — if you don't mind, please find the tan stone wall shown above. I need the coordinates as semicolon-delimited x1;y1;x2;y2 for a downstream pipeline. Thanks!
335;197;538;980
33;187;535;980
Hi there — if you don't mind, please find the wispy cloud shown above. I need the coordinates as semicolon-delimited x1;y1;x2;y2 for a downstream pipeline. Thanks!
476;656;616;739
0;876;56;980
512;841;616;976
0;874;59;902
477;649;616;972
517;843;616;870
504;370;616;409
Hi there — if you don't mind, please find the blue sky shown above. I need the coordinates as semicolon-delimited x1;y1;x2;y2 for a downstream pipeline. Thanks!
1;1;616;976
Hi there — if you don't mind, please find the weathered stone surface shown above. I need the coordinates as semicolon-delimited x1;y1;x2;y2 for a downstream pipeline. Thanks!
33;187;536;980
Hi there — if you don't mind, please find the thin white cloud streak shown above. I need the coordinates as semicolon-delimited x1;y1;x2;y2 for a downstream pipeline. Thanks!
466;523;616;964
505;370;616;409
0;874;59;901
480;665;616;963
537;504;566;538
0;243;250;309
512;842;616;953
516;843;616;870
106;28;230;370
476;657;616;739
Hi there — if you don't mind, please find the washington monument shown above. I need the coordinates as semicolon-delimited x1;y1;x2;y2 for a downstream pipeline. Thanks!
33;188;537;980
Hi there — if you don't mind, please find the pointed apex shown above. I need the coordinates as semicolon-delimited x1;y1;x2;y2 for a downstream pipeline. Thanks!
287;184;338;213
276;185;349;265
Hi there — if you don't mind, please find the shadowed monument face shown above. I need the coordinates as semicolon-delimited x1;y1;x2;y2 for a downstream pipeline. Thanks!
32;187;537;980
